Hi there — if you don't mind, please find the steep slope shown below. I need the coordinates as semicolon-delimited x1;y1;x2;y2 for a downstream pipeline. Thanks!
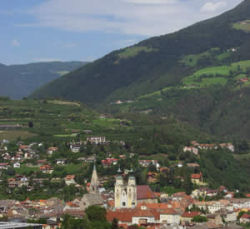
32;0;250;104
0;61;85;99
31;0;250;139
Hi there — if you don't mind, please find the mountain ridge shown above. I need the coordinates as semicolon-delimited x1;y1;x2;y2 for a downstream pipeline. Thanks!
31;0;250;139
0;61;86;99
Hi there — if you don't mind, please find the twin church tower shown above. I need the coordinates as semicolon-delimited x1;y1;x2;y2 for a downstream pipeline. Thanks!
89;164;137;209
115;175;137;209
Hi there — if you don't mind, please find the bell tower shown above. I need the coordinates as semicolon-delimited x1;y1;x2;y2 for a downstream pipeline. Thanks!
127;176;137;208
89;164;99;193
114;175;137;209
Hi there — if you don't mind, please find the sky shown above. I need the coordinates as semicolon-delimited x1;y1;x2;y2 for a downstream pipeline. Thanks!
0;0;243;65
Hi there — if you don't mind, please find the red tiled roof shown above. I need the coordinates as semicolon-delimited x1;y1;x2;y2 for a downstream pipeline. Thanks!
137;203;170;210
65;175;75;180
107;209;160;223
245;193;250;198
160;208;178;215
137;185;157;200
182;211;200;218
242;214;250;219
107;210;134;222
191;173;202;179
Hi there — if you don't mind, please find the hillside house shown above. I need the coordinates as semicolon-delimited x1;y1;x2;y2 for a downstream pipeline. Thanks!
240;214;250;224
65;175;76;186
181;211;200;224
70;143;81;153
47;147;58;155
191;173;203;185
40;165;53;174
56;159;66;165
86;136;106;144
13;162;21;168
0;163;9;170
101;158;118;167
183;146;199;155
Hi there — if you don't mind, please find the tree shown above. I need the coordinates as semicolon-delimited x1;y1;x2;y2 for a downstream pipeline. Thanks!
184;171;193;195
28;121;34;128
111;218;119;229
192;215;208;222
85;206;107;222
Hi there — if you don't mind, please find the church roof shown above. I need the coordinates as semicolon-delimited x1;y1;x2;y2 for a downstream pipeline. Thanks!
137;185;157;200
82;193;103;205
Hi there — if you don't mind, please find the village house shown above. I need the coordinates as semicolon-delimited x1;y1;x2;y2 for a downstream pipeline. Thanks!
70;143;81;153
101;158;118;167
230;198;250;210
64;175;76;186
181;211;201;224
8;178;18;188
86;136;106;144
139;160;159;168
183;146;199;155
0;162;9;170
40;165;53;174
13;162;21;168
240;214;250;224
147;172;158;183
18;144;30;152
56;159;66;165
191;172;204;185
47;147;58;155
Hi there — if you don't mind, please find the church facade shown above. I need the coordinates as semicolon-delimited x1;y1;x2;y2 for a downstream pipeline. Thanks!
115;175;137;209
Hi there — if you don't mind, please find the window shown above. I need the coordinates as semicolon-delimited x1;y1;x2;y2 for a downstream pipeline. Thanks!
122;202;126;206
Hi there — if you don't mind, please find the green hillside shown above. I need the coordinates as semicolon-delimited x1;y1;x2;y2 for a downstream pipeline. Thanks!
0;98;250;192
0;61;85;99
31;0;250;140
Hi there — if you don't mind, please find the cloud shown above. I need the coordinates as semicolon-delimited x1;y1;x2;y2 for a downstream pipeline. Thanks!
201;1;227;13
11;39;20;47
26;0;243;36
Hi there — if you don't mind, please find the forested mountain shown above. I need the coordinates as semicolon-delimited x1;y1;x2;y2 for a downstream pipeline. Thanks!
0;61;85;99
31;0;250;139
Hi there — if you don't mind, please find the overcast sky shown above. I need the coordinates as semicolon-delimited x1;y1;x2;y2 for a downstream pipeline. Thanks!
0;0;243;65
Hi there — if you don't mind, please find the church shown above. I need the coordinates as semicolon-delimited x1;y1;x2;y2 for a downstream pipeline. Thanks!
80;164;103;210
114;174;158;209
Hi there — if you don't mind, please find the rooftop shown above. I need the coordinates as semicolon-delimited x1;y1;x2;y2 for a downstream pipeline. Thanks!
0;222;42;229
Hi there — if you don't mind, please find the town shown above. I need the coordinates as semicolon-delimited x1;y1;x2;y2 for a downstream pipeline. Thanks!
0;135;249;229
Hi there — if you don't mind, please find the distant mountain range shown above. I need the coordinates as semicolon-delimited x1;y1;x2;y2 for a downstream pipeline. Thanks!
0;61;86;99
31;0;250;139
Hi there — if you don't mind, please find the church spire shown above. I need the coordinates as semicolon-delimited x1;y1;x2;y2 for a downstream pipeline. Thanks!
90;163;99;193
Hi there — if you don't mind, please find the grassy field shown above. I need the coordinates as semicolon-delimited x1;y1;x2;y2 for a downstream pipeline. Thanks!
118;46;157;60
183;60;250;87
233;20;250;32
0;130;36;141
180;48;220;67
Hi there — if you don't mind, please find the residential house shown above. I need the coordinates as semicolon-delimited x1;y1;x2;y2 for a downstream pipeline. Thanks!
191;173;204;185
137;185;158;204
183;146;199;156
70;143;81;153
8;178;18;188
47;147;58;155
0;163;9;170
13;162;21;168
80;193;104;210
56;159;66;165
101;158;118;167
240;214;250;224
40;165;53;174
86;136;106;144
181;211;201;224
65;175;76;186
